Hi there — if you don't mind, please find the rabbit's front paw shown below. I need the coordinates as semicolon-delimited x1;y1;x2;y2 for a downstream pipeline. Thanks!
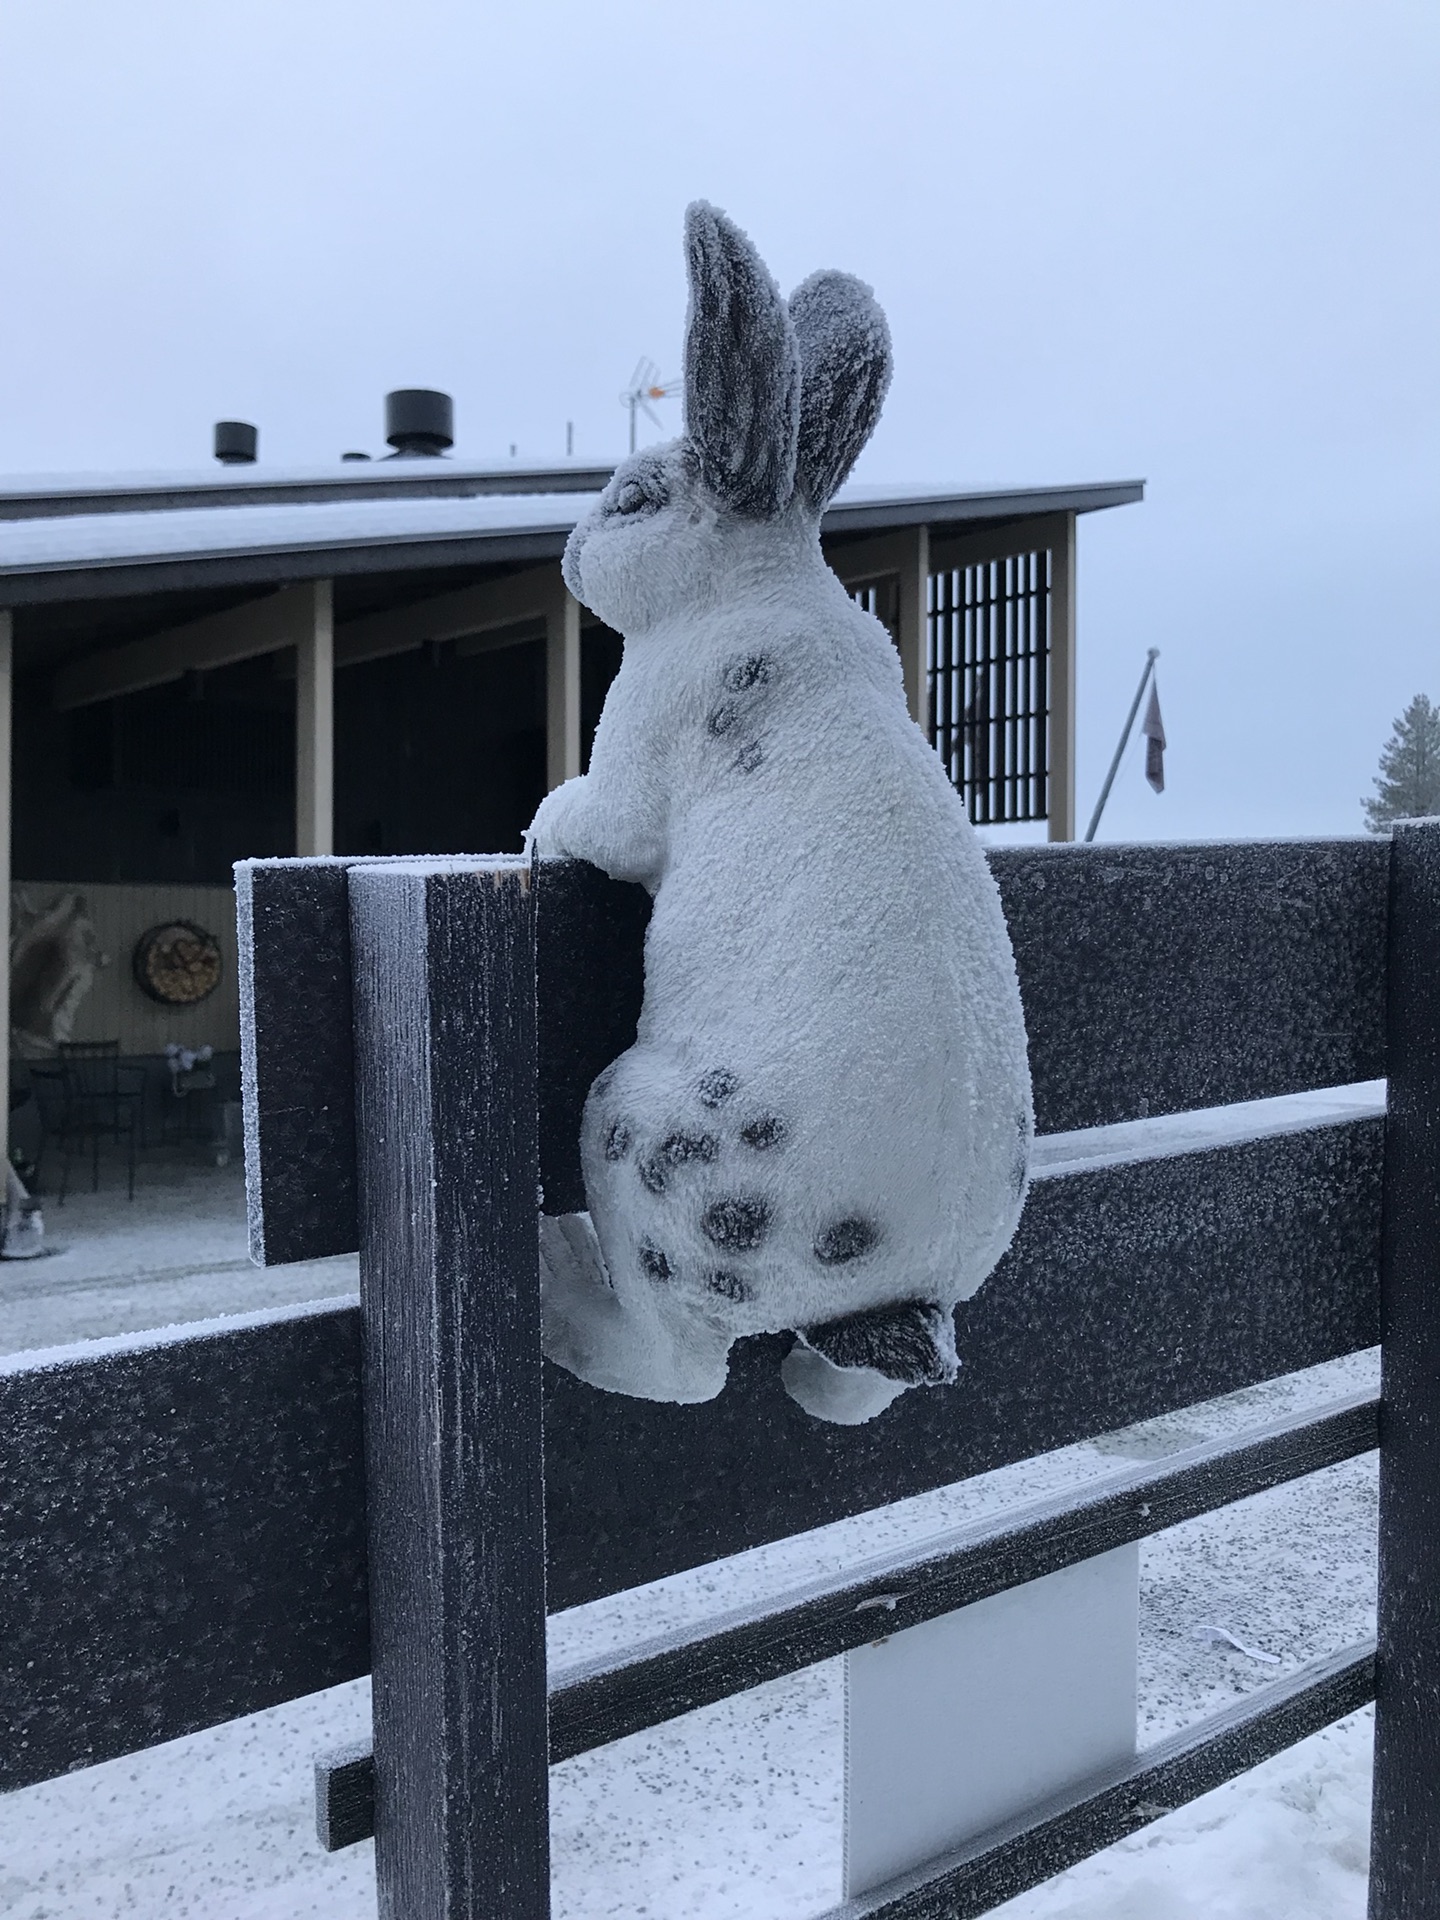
526;776;663;887
526;776;592;863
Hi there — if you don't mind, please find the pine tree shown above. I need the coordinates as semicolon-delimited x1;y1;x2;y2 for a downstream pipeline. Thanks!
1364;694;1440;830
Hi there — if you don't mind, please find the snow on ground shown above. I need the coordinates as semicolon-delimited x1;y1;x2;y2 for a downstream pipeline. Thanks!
0;1147;353;1358
0;1144;1380;1918
987;1710;1373;1920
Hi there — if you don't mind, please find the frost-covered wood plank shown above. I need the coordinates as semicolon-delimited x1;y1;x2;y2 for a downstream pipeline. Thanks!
990;835;1388;1133
819;1639;1376;1919
1369;819;1440;1920
0;1299;367;1794
312;1389;1378;1852
348;858;549;1920
238;838;1388;1267
237;854;647;1264
0;1114;1380;1792
542;1107;1383;1610
236;856;362;1266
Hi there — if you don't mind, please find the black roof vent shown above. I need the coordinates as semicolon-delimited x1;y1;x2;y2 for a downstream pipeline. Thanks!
214;420;258;465
385;389;453;458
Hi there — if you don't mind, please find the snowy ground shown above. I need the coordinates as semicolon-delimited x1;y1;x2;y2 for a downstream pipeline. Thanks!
0;1145;353;1358
0;1143;1380;1919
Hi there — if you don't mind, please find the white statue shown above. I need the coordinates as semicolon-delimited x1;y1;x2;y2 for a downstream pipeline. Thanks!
10;890;104;1059
529;204;1032;1424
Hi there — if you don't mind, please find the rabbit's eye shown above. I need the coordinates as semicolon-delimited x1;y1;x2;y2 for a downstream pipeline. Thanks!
614;478;655;516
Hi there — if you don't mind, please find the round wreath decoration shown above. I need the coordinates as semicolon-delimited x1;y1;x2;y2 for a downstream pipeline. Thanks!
132;921;223;1007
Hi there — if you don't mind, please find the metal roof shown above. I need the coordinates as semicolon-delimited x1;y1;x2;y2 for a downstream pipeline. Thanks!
0;472;1143;609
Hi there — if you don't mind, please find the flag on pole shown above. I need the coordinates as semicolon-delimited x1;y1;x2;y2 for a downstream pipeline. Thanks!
1142;679;1166;793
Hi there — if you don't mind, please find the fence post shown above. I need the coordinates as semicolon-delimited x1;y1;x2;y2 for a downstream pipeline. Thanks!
1370;818;1440;1919
348;858;549;1920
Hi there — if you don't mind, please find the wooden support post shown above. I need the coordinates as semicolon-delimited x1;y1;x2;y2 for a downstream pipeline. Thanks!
1048;514;1077;842
0;611;11;1174
1369;818;1440;1919
295;581;334;857
896;524;930;734
349;858;549;1920
545;575;581;791
829;528;932;736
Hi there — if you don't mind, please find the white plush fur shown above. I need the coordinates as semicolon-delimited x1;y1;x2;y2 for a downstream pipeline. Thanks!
529;204;1032;1424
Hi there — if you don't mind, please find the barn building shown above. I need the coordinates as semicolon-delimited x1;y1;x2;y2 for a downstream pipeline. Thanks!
0;411;1141;1174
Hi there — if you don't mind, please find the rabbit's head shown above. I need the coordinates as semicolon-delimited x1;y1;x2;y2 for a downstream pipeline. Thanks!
562;202;892;635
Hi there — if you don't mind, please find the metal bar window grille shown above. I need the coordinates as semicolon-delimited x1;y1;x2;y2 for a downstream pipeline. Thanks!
848;554;1052;824
850;577;899;640
931;551;1051;825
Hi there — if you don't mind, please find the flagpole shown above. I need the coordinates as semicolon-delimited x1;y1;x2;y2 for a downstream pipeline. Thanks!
1083;648;1159;844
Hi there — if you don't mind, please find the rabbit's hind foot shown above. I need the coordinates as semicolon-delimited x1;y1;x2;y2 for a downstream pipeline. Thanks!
539;1211;731;1405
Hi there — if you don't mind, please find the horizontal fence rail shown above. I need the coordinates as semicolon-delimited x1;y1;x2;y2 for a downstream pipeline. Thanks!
0;1302;368;1793
239;841;1389;1261
0;1106;1382;1792
989;837;1388;1132
312;1389;1379;1850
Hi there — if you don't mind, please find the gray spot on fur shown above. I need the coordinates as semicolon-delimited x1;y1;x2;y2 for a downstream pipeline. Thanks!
660;1130;719;1168
638;1152;668;1195
707;1269;750;1302
639;1242;673;1283
707;702;741;738
698;1069;738;1108
724;654;773;692
604;1119;631;1162
702;1196;771;1252
734;740;764;773
739;1114;786;1150
814;1216;879;1265
804;1301;952;1385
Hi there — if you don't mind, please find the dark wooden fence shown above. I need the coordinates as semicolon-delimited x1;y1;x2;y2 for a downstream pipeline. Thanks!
3;828;1435;1919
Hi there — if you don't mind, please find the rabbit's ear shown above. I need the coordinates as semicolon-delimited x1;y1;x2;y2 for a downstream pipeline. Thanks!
683;202;800;519
788;270;892;511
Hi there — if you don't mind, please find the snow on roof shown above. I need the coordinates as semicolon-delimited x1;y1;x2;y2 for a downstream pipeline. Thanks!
0;488;599;577
0;458;615;514
0;479;1143;591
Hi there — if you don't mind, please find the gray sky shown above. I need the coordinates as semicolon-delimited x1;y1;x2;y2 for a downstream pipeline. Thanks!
2;0;1435;843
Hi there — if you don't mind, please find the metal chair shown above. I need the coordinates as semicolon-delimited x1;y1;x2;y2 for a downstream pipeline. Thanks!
38;1041;146;1202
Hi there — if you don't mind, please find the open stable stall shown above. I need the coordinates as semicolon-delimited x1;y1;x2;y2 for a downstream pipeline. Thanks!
4;828;1436;1918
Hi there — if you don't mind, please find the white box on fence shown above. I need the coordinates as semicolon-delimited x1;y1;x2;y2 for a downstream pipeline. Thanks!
844;1544;1139;1897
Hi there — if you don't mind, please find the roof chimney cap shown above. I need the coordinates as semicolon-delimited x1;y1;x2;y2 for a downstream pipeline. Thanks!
385;389;453;458
214;420;258;465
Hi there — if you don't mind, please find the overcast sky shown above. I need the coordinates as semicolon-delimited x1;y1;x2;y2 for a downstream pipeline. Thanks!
1;0;1435;843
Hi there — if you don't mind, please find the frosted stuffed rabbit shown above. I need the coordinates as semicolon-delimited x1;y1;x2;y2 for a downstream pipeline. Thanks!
529;203;1032;1425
